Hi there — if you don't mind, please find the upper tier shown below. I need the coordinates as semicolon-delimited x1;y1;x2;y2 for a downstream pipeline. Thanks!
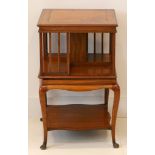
37;9;118;27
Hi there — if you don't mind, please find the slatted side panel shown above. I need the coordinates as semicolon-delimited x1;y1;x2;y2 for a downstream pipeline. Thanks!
88;33;110;54
87;32;111;64
39;32;70;75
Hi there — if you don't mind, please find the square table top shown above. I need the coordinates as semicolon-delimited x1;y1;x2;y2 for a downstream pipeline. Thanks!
37;9;117;27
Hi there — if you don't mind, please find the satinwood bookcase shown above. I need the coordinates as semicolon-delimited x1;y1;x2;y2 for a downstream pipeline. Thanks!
37;9;120;150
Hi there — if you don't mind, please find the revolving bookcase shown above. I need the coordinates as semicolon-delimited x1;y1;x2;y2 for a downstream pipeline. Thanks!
37;9;120;150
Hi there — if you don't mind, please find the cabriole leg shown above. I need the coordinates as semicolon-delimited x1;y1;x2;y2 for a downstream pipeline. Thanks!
39;86;48;150
111;84;120;148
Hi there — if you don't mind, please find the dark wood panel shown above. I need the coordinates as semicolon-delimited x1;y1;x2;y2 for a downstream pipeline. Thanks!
70;33;88;64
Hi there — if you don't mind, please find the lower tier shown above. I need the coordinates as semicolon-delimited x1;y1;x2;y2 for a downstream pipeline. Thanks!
46;104;111;131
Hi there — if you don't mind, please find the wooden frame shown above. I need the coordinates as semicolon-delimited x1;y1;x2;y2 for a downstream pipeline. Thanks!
37;9;120;150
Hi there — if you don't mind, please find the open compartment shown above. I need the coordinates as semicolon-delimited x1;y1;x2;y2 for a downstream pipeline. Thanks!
39;32;70;75
39;32;115;77
69;32;113;76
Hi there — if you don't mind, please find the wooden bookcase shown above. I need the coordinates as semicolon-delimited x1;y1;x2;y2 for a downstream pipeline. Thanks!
37;9;120;150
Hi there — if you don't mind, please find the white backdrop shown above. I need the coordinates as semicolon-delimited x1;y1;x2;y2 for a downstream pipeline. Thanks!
28;0;127;117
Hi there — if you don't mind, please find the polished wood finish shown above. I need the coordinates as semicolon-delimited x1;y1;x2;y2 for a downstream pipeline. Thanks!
38;53;114;78
37;9;120;150
38;9;117;26
47;104;111;130
70;33;87;64
41;79;116;85
39;87;47;150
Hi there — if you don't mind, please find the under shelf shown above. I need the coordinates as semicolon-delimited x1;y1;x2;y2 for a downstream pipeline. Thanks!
46;104;111;130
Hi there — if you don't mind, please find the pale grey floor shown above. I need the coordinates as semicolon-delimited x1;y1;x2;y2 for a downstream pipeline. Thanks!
29;117;127;155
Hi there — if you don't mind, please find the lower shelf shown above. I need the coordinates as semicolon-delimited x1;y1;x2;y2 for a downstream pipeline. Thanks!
46;104;111;130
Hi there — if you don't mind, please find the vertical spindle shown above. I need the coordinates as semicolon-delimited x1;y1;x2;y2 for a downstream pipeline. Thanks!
94;33;96;55
58;32;60;72
49;33;51;53
48;33;52;72
109;33;112;54
101;33;104;54
110;33;116;74
43;33;48;54
39;32;43;73
67;32;70;75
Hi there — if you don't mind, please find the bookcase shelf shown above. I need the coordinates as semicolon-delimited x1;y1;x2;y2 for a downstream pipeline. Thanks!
37;9;120;150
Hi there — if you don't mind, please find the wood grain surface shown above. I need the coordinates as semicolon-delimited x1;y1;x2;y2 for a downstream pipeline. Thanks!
38;9;117;26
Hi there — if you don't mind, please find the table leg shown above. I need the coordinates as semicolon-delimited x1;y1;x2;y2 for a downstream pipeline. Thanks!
111;84;120;148
39;86;48;150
